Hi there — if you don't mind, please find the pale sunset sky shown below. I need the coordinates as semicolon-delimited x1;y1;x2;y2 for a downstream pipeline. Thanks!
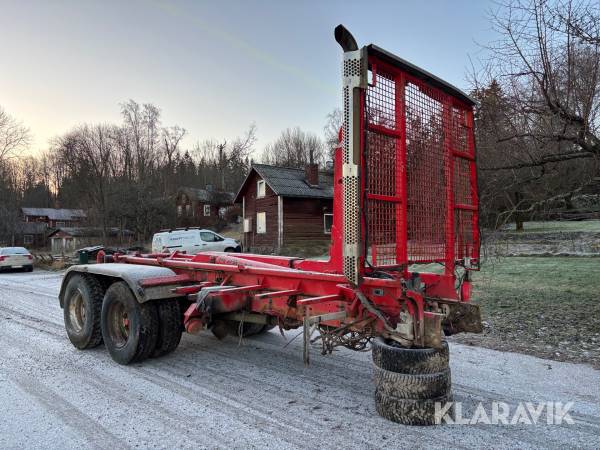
1;0;495;156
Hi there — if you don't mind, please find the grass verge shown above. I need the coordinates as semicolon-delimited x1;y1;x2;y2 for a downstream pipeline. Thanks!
450;256;600;369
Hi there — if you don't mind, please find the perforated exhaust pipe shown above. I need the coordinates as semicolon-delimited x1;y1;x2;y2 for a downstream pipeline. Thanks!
335;25;367;286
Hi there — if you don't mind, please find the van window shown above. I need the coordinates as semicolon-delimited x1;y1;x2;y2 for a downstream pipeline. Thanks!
200;232;217;242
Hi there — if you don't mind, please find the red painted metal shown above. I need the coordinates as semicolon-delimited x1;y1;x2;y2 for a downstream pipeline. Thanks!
104;45;479;348
139;274;192;288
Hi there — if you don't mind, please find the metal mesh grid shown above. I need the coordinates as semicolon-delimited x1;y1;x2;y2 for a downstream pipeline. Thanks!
366;132;397;196
365;67;402;266
451;107;469;153
363;55;479;271
366;70;396;129
453;157;472;205
455;210;475;259
367;199;397;266
404;79;448;263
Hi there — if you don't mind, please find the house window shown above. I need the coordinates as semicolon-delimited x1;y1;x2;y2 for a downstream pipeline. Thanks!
177;205;183;216
256;212;266;234
203;205;211;217
186;204;192;216
257;180;266;198
56;221;66;227
24;234;33;245
324;213;333;234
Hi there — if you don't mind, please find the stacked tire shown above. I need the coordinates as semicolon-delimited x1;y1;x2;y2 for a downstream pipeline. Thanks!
372;338;453;425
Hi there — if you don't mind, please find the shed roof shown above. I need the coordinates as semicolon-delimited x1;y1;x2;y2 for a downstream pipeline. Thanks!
48;227;133;238
234;164;334;203
21;207;86;221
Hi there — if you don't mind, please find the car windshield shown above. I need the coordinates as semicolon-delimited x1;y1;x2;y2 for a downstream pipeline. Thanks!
0;247;29;255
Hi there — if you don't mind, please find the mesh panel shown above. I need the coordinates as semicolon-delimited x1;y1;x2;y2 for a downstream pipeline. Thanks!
367;132;397;196
366;71;396;130
364;58;479;268
453;157;472;205
365;67;402;266
455;210;475;259
405;79;448;263
368;199;397;265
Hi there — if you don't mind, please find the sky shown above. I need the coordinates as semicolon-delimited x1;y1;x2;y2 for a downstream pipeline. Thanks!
0;0;497;156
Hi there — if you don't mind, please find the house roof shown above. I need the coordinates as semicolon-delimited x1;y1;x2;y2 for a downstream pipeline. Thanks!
178;187;234;204
234;164;334;203
21;207;86;221
48;227;133;238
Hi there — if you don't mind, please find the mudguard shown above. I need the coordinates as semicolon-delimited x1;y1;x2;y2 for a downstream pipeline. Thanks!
58;263;180;307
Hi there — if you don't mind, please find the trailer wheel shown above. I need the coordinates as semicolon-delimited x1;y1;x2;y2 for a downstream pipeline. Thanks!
229;321;272;337
372;338;449;374
63;274;104;349
374;390;453;426
152;299;182;358
101;282;159;365
373;365;451;399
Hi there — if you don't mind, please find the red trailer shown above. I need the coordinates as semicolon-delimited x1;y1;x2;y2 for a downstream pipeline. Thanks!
58;26;482;425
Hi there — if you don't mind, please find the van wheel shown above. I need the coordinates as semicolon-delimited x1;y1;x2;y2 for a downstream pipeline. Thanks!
63;274;104;349
101;282;159;365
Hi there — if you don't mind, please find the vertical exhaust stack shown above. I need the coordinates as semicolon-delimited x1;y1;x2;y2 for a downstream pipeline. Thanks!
335;25;367;286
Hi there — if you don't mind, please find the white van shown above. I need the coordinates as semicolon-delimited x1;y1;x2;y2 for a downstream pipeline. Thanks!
151;229;241;255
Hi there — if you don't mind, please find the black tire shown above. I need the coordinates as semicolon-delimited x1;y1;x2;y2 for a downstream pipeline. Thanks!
373;365;451;399
152;299;182;358
101;282;159;365
63;274;104;349
25;265;33;272
372;338;449;374
375;390;454;426
224;247;235;253
229;321;271;337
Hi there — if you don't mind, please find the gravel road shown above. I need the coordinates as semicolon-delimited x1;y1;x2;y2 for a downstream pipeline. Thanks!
1;270;599;449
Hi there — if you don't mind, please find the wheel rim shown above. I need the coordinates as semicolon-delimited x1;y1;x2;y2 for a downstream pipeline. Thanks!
68;289;86;332
107;300;130;348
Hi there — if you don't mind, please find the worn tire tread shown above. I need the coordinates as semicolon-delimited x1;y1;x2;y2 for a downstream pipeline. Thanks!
375;390;453;426
152;300;182;358
372;338;449;374
373;365;451;399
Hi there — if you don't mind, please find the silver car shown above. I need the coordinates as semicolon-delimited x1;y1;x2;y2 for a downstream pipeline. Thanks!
0;247;34;272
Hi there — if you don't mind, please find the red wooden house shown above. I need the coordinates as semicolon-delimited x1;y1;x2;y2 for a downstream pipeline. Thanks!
234;163;334;253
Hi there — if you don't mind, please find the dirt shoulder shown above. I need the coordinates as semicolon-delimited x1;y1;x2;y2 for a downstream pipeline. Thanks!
450;256;600;369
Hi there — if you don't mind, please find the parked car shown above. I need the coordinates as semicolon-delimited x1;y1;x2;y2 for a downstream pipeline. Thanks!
151;229;241;255
0;247;34;272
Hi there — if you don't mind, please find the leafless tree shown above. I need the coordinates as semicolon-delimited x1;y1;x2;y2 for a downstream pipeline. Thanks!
323;108;342;159
0;106;31;162
262;127;326;168
472;0;600;227
161;125;187;193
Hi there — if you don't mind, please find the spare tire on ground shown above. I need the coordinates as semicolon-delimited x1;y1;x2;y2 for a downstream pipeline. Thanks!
372;338;449;374
372;338;453;425
374;389;453;426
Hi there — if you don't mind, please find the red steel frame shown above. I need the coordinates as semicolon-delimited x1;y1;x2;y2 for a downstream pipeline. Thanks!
108;47;480;350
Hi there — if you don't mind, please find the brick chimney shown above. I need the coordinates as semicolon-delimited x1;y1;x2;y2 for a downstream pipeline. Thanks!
305;163;319;186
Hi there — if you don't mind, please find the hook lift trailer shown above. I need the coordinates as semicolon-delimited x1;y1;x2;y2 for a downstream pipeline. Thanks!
58;25;482;425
